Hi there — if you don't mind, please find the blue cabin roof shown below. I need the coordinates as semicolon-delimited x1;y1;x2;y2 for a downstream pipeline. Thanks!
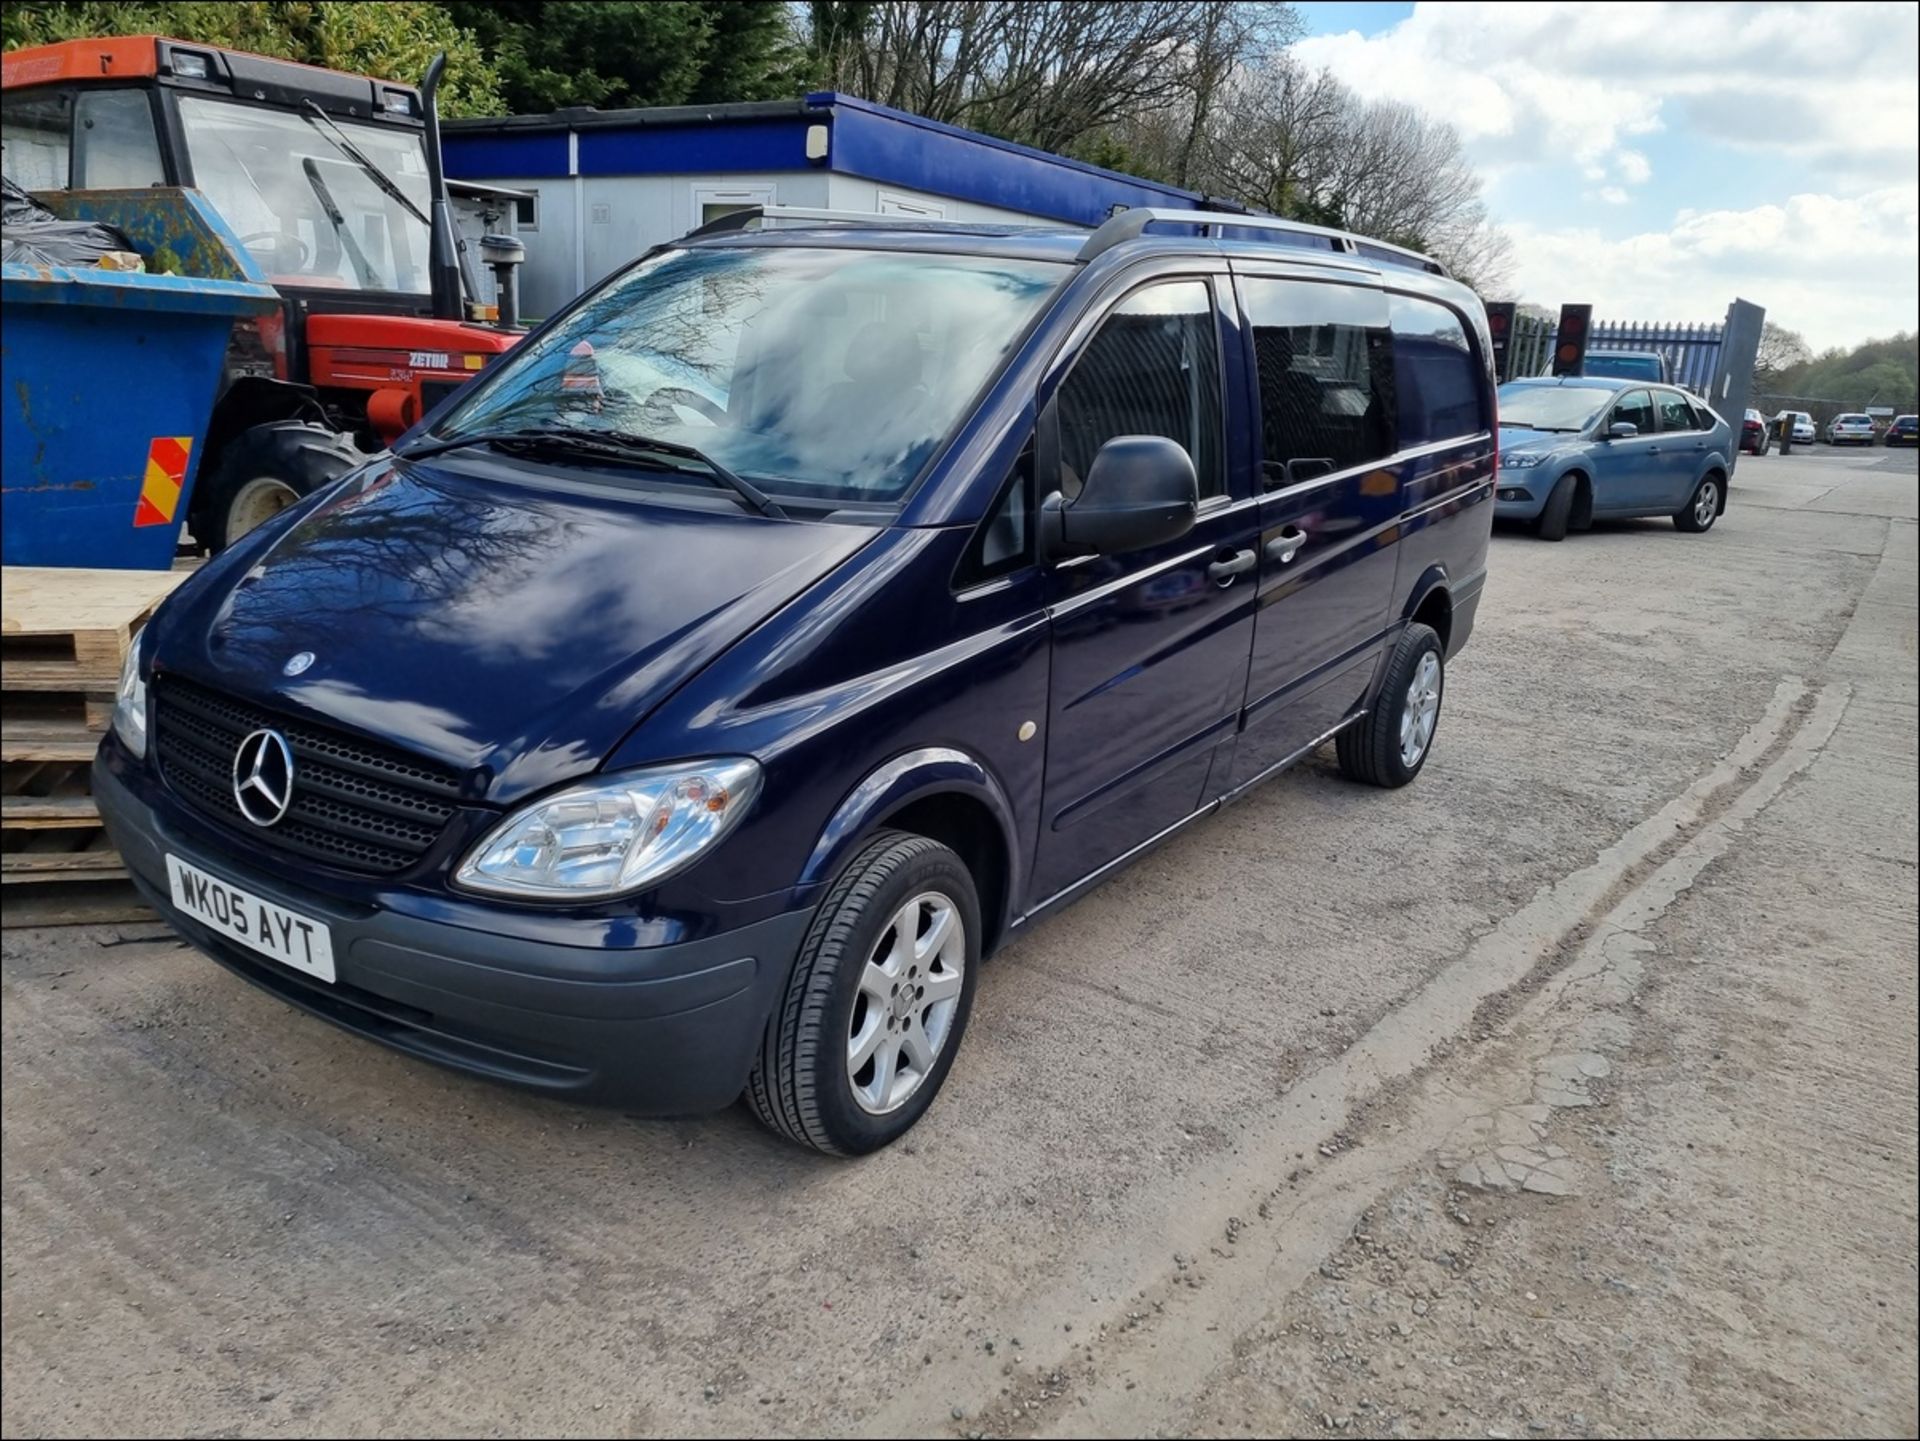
442;91;1210;227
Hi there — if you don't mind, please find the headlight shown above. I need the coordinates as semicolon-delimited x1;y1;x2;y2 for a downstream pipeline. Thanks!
455;758;762;899
111;630;149;758
1501;451;1550;469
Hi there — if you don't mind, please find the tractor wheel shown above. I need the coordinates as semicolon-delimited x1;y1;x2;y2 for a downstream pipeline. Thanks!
200;421;363;553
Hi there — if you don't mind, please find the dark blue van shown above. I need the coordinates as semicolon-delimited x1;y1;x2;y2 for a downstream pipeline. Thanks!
94;206;1495;1154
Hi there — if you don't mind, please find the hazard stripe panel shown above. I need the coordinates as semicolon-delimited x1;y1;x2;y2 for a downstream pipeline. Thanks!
134;435;192;529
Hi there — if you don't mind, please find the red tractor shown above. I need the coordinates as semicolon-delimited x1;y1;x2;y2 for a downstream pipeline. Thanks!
1;35;518;550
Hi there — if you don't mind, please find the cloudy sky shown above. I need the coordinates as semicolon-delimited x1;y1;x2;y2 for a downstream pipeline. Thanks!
1292;1;1920;351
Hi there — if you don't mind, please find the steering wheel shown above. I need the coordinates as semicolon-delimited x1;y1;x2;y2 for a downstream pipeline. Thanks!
239;230;311;271
639;385;726;428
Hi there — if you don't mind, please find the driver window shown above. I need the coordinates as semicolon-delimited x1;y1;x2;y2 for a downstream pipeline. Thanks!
1610;388;1656;434
1057;280;1224;498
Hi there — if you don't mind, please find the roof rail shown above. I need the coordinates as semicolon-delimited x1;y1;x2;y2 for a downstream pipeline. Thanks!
681;203;1066;242
1076;207;1448;277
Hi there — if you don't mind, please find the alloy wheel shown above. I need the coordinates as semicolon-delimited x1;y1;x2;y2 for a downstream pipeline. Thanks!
1399;650;1441;768
848;891;966;1115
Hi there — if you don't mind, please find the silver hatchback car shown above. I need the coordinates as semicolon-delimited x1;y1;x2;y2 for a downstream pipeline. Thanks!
1826;413;1876;445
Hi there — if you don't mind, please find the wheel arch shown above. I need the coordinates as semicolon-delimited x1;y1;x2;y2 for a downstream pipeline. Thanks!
193;378;327;526
1401;566;1455;654
1705;463;1730;513
800;748;1021;957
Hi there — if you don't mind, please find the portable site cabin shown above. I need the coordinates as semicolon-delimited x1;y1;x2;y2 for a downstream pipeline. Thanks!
441;92;1210;321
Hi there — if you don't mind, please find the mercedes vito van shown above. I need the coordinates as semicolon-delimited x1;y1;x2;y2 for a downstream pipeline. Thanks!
95;206;1496;1154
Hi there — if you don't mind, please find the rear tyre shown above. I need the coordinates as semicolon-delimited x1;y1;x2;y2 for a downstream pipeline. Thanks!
1536;474;1576;541
200;421;363;553
1336;622;1444;789
746;830;980;1155
1674;474;1721;533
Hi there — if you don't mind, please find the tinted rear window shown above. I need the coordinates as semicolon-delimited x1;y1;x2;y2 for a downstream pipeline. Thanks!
1243;277;1394;479
1389;294;1485;447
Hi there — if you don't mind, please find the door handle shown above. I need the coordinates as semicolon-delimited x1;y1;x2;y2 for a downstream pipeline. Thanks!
1647;445;1661;453
1207;548;1257;585
1265;527;1308;564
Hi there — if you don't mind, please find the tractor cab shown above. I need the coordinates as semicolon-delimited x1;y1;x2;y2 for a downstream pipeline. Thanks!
1;36;517;548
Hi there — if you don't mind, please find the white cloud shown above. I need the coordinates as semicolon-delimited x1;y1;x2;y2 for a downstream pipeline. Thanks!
1294;2;1918;183
1295;3;1918;347
1503;186;1920;350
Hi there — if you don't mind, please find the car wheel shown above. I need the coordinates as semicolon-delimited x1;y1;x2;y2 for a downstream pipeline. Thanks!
200;421;363;553
1674;474;1721;533
1536;474;1576;541
747;830;980;1155
1337;622;1444;789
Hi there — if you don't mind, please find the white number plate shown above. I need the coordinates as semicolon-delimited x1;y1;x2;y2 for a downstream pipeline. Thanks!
166;854;336;983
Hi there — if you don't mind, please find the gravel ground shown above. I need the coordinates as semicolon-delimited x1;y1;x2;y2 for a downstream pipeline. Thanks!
3;443;1914;1438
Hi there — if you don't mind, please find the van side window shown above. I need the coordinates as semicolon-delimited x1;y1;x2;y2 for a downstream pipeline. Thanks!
1057;280;1224;498
1388;294;1485;447
958;444;1035;585
1243;277;1393;482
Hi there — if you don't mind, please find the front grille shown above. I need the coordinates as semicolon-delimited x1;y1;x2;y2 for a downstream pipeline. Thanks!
153;676;465;875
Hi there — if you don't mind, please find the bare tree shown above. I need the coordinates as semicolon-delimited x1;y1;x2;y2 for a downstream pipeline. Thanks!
809;1;1514;293
808;1;1297;159
1191;62;1514;293
1753;321;1812;380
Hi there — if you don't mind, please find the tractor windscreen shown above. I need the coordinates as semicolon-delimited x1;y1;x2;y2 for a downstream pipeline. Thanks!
177;95;431;294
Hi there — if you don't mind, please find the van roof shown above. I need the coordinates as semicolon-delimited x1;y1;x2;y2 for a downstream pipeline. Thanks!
679;205;1457;286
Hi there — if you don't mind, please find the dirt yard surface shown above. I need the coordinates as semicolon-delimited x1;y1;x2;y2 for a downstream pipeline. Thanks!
4;444;1915;1439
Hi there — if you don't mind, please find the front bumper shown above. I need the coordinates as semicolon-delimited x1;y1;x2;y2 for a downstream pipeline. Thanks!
93;753;811;1114
1493;473;1552;520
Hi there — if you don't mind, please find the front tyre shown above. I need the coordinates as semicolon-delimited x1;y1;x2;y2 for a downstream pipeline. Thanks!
1535;474;1576;541
200;421;362;553
747;830;980;1155
1337;622;1444;788
1674;474;1721;533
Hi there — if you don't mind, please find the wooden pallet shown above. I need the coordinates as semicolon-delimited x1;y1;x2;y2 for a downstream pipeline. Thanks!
2;567;192;920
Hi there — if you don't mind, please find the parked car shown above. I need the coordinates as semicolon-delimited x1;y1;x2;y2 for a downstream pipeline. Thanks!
1582;349;1669;383
1494;377;1733;540
1741;408;1771;455
1775;410;1816;444
93;208;1496;1154
1885;414;1919;447
1825;412;1876;445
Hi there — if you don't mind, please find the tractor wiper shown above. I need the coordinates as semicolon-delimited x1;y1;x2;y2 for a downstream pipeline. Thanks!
300;99;427;225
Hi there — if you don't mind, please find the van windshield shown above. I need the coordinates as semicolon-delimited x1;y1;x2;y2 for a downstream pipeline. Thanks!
433;245;1069;504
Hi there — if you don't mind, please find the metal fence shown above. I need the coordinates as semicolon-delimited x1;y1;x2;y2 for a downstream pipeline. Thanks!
1506;315;1726;391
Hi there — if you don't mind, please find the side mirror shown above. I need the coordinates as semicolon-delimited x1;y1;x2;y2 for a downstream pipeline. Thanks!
1607;421;1638;439
1041;435;1198;561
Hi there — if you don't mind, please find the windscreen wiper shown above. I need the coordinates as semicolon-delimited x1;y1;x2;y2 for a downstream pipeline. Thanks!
301;158;379;287
401;427;789;520
300;99;427;225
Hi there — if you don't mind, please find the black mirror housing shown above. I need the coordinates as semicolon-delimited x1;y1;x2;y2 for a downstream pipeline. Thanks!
1607;421;1638;439
1042;435;1198;561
